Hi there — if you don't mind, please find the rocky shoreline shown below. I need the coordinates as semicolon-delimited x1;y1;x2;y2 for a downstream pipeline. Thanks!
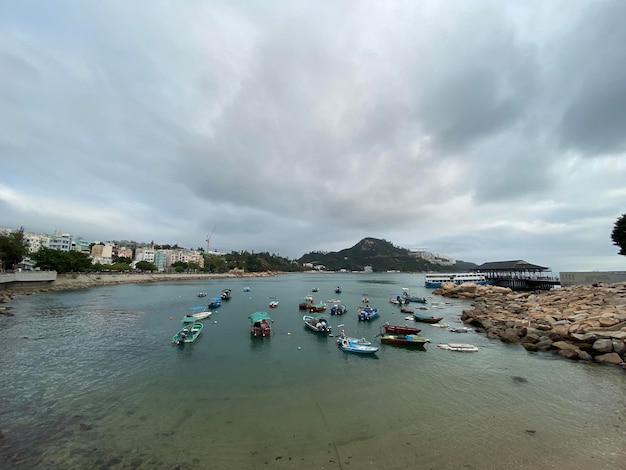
433;282;626;368
0;271;277;316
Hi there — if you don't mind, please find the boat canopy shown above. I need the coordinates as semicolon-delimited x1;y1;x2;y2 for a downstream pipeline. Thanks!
250;311;272;323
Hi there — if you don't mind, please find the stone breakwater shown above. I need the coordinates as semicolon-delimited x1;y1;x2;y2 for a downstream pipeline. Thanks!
433;282;626;367
0;271;276;315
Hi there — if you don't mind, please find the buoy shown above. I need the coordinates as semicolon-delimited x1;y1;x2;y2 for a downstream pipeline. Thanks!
298;346;302;350
287;332;291;336
169;316;173;320
214;320;217;324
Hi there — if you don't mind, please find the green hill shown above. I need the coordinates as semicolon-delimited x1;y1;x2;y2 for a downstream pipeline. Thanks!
297;237;479;272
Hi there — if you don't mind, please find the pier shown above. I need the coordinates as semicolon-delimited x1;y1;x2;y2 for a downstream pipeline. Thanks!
476;260;560;291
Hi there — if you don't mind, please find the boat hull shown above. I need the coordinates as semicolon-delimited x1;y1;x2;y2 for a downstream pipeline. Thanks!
383;324;422;335
172;323;204;344
380;334;429;347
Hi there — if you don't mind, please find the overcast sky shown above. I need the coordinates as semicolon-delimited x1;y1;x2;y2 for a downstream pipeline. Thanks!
1;1;625;273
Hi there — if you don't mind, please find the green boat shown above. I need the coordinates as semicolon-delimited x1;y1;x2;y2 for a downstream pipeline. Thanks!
172;322;204;345
250;311;272;337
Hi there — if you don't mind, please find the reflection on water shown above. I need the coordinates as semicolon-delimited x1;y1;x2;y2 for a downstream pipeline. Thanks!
1;273;625;469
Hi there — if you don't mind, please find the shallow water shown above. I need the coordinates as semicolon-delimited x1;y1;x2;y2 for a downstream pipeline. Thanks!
1;273;624;469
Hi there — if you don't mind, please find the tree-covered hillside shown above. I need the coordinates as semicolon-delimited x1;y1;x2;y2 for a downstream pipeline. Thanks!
297;237;479;272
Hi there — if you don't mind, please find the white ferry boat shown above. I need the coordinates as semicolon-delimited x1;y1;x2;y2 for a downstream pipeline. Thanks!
424;272;488;288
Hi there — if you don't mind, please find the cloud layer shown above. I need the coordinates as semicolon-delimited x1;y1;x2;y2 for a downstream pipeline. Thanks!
1;0;625;272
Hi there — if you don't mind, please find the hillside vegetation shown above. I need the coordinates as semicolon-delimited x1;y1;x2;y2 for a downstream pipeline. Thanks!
297;238;479;272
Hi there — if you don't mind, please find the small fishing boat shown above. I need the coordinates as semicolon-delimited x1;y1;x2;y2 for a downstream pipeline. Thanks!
448;326;472;333
311;287;319;292
330;304;348;315
250;311;272;337
334;286;342;294
336;330;372;346
303;314;332;333
389;295;408;305
437;343;479;352
413;312;443;324
183;306;212;321
401;290;427;304
383;323;422;335
243;286;251;292
357;306;379;321
221;288;232;300
268;297;279;308
361;294;369;303
431;323;450;328
298;296;315;310
172;322;204;345
308;302;327;312
380;334;430;347
337;337;379;354
197;292;207;298
208;297;222;309
400;306;414;314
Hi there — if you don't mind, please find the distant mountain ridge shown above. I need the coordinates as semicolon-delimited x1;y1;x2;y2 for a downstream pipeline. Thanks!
297;237;479;272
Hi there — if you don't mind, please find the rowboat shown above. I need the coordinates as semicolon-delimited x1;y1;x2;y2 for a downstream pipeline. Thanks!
337;337;379;354
183;306;212;321
268;297;279;308
172;322;204;344
221;288;232;300
448;326;472;333
334;286;342;294
413;312;443;324
303;314;332;333
250;311;272;337
380;334;430;347
437;343;479;352
357;306;379;321
383;323;422;335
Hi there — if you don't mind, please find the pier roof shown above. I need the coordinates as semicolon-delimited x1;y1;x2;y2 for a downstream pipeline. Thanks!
477;260;549;272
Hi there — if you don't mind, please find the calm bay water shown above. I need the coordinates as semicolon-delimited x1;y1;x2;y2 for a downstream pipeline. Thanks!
1;272;624;469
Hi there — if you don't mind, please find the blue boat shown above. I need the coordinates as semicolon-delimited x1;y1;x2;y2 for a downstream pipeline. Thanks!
337;337;379;354
330;304;348;315
357;306;379;321
208;297;222;309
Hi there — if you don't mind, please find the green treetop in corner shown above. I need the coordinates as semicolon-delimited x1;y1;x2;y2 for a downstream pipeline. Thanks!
0;227;28;271
611;213;626;256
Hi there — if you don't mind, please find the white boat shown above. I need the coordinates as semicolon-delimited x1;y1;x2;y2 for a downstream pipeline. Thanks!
337;337;379;354
424;272;488;288
431;323;450;328
437;343;479;352
183;306;212;321
448;326;471;333
268;297;279;308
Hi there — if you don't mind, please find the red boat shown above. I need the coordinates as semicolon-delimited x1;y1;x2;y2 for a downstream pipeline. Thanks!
383;323;422;335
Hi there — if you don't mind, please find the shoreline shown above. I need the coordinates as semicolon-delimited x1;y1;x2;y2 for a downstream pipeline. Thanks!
433;281;626;368
0;271;278;314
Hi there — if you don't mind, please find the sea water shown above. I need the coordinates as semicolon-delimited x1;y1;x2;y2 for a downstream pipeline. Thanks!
0;273;624;469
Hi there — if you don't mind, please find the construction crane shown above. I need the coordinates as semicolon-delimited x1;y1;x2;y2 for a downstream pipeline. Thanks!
205;225;217;253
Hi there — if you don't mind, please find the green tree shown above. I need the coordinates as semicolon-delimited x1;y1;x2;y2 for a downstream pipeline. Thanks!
116;256;132;264
135;260;157;272
0;227;28;270
611;213;626;256
30;248;92;273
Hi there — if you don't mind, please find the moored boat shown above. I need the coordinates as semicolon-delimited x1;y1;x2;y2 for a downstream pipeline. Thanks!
330;304;348;315
221;288;232;300
380;334;430;347
172;322;204;344
197;291;207;298
303;314;332;333
336;330;372;346
183;306;212;321
299;296;315;310
437;343;479;352
383;323;422;335
413;312;443;324
250;311;272;337
357;306;379;321
337;337;379;354
401;289;427;303
308;302;327;312
208;297;222;309
334;286;342;294
268;297;279;308
448;326;472;333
